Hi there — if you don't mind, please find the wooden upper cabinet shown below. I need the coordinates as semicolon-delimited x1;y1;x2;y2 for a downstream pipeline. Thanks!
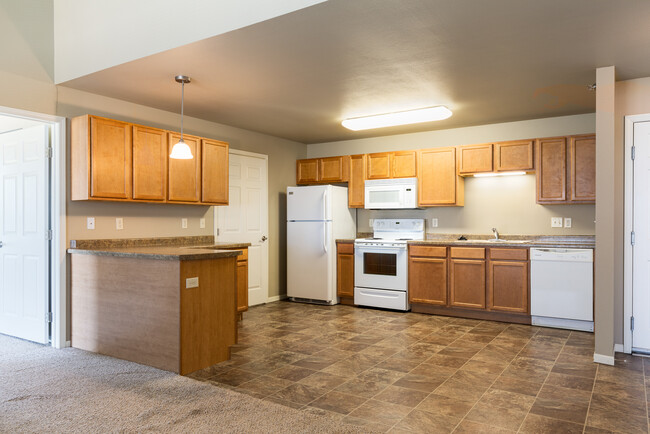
536;137;567;203
319;156;349;183
84;116;133;200
132;125;167;201
494;140;534;172
366;152;391;179
348;154;366;208
570;135;596;202
418;147;464;206
201;139;229;204
168;133;201;202
297;158;319;184
409;246;448;305
392;151;417;178
459;144;493;175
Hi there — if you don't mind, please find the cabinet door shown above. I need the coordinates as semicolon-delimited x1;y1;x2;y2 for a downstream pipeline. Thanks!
337;243;354;297
90;117;132;199
488;260;528;313
367;153;391;179
297;158;319;184
494;140;534;172
536;137;567;203
569;135;595;203
418;147;463;206
348;154;366;208
409;256;447;305
449;259;486;309
202;139;229;204
132;125;167;201
459;144;493;174
319;156;349;182
392;151;417;178
237;250;249;313
168;133;201;202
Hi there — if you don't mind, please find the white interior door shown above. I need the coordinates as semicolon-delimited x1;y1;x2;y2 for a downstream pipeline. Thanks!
216;151;269;306
0;125;50;344
633;120;650;352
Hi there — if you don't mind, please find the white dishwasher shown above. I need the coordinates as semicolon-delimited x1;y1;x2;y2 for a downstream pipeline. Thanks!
530;248;594;332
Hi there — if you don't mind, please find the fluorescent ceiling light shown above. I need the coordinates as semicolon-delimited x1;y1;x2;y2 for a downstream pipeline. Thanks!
342;106;452;131
473;171;527;178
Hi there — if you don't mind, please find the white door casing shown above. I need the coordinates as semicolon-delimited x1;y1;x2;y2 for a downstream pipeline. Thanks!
216;150;269;306
0;125;50;344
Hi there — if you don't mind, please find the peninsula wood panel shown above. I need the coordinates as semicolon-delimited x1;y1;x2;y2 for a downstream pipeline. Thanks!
348;154;366;208
180;257;237;375
201;138;229;204
236;248;248;314
168;133;201;202
418;147;463;206
392;150;417;178
132;125;167;201
488;260;529;313
366;152;391;179
90;116;132;199
570;134;596;202
459;144;493;174
409;256;447;305
319;156;349;182
536;137;567;203
337;243;354;297
494;140;534;172
71;254;181;373
450;258;486;309
296;158;319;184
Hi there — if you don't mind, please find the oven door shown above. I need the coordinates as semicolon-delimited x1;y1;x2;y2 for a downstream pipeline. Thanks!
354;245;407;291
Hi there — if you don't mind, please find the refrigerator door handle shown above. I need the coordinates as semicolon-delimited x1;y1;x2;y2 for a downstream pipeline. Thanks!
323;190;327;219
323;222;328;253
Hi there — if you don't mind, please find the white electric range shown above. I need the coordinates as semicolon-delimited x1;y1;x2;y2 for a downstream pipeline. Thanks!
354;218;425;311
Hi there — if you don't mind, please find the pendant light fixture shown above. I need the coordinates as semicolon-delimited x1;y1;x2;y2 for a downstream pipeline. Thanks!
170;75;193;159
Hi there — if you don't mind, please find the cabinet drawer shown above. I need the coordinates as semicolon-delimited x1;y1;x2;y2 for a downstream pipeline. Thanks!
489;248;528;261
237;247;248;262
450;247;485;259
409;245;447;258
337;243;354;254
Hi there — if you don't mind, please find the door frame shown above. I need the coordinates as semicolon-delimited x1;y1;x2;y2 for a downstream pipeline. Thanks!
623;113;650;354
0;105;67;349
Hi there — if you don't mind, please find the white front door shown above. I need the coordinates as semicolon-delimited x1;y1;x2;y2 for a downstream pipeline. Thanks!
216;151;269;306
633;120;650;352
0;125;50;344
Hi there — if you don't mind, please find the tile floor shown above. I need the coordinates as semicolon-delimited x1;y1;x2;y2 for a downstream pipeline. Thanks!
189;301;649;433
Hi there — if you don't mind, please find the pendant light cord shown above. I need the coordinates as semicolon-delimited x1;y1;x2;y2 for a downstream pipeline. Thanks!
180;81;185;141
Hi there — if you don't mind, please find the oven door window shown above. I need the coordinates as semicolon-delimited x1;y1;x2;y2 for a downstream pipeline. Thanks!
363;252;397;276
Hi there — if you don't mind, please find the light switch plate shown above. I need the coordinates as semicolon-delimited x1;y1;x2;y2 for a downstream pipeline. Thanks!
431;218;439;228
87;217;95;230
185;277;199;288
551;217;563;228
564;217;572;228
181;218;188;229
199;218;206;229
116;218;123;230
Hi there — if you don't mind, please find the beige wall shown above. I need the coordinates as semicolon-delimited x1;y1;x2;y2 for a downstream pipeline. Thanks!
309;114;596;236
613;77;650;345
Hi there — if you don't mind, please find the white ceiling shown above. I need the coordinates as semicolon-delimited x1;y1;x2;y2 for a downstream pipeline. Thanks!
58;0;650;144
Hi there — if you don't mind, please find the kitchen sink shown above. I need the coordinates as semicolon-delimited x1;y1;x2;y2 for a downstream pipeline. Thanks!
463;239;531;244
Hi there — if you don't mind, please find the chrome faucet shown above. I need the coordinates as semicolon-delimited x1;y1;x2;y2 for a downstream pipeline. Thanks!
492;227;500;240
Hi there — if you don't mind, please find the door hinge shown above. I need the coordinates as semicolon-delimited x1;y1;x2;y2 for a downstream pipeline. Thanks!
631;316;635;331
217;228;220;236
631;231;636;246
46;312;52;323
632;146;636;160
46;147;52;159
46;230;53;241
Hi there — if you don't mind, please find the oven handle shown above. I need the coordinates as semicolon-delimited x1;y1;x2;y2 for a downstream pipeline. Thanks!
355;245;407;251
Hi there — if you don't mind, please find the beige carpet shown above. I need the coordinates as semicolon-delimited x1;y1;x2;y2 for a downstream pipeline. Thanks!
0;335;370;433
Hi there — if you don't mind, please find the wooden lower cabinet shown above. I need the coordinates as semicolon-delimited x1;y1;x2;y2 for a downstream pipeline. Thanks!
449;259;486;309
409;246;447;305
236;248;249;315
337;243;354;299
488;260;528;313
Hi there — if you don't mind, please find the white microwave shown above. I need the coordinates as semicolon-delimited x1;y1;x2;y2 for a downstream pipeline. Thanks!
364;178;418;209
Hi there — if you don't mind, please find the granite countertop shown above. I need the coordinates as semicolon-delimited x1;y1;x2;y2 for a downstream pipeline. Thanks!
337;235;595;249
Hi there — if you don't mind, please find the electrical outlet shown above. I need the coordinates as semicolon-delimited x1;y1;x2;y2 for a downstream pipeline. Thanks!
199;218;206;229
551;217;563;228
87;217;95;230
564;217;572;228
181;218;188;229
431;218;439;228
185;277;199;288
116;218;123;230
369;219;374;227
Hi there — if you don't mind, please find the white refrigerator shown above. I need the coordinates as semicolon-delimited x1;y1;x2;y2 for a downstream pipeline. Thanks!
287;185;356;304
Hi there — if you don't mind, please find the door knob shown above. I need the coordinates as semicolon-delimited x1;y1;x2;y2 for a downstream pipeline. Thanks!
0;241;3;248
261;236;268;242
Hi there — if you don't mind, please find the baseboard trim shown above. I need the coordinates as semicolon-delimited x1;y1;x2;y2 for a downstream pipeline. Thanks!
266;295;287;303
614;344;625;353
593;352;615;365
